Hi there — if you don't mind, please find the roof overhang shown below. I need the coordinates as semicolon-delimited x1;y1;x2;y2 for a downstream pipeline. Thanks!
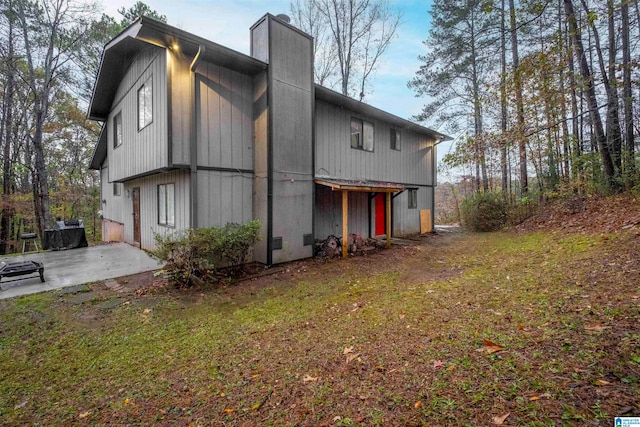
315;177;405;193
89;125;107;170
314;85;451;143
87;16;267;121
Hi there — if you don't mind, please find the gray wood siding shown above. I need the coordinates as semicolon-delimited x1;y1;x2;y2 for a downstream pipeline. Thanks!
269;19;314;264
251;18;269;63
314;185;369;239
253;72;269;264
195;62;254;171
169;49;192;165
392;187;434;236
122;170;190;250
315;100;436;186
196;170;253;228
100;165;126;225
108;46;169;182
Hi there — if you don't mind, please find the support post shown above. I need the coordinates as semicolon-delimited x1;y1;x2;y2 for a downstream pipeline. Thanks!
386;192;391;248
342;190;348;259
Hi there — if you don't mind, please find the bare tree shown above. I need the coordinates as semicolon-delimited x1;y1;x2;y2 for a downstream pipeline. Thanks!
292;0;400;99
290;0;338;86
621;0;634;177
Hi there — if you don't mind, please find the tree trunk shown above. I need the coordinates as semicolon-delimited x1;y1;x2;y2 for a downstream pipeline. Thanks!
606;0;622;172
509;0;528;196
0;6;16;254
563;0;615;184
500;0;509;197
17;0;53;237
557;0;571;180
621;0;635;178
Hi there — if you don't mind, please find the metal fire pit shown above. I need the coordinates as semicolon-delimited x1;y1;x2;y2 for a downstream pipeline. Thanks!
0;261;45;283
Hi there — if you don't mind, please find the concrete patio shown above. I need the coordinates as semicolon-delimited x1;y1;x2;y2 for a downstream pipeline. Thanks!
0;243;161;300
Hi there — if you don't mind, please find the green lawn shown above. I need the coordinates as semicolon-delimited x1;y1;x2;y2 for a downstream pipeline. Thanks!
1;230;639;426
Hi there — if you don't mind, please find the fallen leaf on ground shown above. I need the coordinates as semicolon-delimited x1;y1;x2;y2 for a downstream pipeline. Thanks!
530;393;551;401
476;339;504;354
79;411;91;418
574;368;587;373
595;380;611;386
415;400;422;408
447;365;456;371
223;408;234;413
343;346;354;355
492;412;510;425
302;375;318;382
14;400;28;410
433;360;444;369
346;353;361;363
584;323;609;332
142;308;151;314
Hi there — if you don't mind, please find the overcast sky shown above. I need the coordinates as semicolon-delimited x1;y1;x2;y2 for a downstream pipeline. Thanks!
100;0;454;166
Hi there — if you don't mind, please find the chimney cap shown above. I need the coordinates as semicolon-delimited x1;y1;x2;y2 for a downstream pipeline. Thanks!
276;13;291;23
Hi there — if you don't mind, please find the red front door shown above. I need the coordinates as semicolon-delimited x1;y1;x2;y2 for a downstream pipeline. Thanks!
375;193;385;236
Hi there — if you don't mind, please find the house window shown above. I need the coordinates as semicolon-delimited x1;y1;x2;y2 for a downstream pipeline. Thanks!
158;183;175;227
113;182;122;196
113;112;122;148
408;188;418;209
390;128;401;151
351;118;374;152
138;79;153;130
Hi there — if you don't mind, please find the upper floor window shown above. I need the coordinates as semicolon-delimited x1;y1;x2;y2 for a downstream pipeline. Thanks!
408;188;417;209
390;128;401;151
138;79;153;130
351;117;374;152
113;112;122;148
158;183;175;227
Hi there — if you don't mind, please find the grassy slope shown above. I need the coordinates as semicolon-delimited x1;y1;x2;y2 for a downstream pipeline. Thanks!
1;229;639;426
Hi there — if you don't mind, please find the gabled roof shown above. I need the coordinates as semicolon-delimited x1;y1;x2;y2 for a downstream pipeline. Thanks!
314;85;451;143
87;16;267;121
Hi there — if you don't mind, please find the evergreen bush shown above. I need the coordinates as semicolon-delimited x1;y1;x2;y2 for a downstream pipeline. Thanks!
461;192;507;232
152;220;261;287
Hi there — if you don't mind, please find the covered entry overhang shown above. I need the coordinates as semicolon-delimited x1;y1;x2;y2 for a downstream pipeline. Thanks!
314;177;405;258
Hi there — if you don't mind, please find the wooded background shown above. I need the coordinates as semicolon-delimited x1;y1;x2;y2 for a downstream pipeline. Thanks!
0;1;165;254
411;0;640;207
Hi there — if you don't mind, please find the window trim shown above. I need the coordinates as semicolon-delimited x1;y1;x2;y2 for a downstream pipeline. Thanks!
157;183;175;227
113;112;123;148
390;128;401;151
137;78;153;131
350;117;374;152
113;182;122;196
408;188;418;209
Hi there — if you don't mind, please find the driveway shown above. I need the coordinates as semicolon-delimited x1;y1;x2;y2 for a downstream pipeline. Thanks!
0;243;161;300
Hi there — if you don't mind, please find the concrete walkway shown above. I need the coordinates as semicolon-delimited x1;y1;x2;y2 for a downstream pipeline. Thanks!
0;243;161;300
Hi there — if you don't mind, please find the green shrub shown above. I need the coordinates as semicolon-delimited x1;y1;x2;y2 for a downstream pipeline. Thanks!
152;220;261;287
461;192;507;232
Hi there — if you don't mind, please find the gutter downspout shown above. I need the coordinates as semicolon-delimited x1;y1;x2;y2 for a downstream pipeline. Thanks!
189;45;204;228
